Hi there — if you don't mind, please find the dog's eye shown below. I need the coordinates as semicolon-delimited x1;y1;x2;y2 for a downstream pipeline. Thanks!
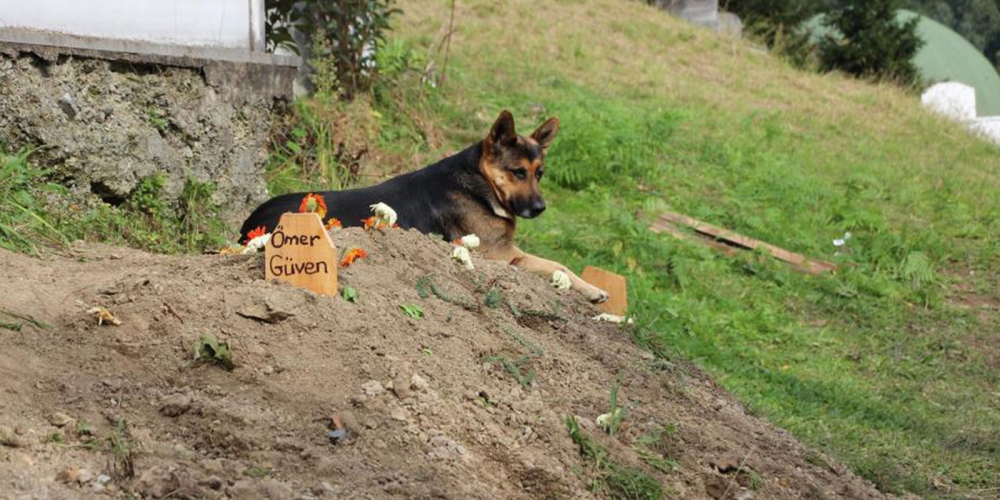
513;168;528;180
536;169;544;180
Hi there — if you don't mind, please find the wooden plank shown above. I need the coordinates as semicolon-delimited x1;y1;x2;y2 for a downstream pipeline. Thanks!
581;266;628;317
648;218;738;256
650;212;837;275
265;213;339;297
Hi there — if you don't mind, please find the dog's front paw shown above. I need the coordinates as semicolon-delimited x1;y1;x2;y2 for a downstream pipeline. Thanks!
589;288;610;304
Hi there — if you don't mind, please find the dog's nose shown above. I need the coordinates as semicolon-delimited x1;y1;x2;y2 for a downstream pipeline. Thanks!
530;200;546;216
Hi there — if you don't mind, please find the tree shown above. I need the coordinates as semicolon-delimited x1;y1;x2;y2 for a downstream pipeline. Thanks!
722;0;819;66
818;0;925;85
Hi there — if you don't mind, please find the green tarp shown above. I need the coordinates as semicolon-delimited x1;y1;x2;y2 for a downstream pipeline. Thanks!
806;9;1000;116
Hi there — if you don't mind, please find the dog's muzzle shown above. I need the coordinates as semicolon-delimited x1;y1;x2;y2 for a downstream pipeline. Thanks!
519;199;546;218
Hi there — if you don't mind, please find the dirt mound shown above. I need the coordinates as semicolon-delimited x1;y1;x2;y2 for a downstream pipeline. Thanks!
0;229;903;500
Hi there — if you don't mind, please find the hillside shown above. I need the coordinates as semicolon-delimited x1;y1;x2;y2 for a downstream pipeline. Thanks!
3;0;1000;498
372;0;1000;498
0;230;898;500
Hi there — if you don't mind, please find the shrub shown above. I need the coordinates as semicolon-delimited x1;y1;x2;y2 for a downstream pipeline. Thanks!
265;0;401;98
818;0;924;85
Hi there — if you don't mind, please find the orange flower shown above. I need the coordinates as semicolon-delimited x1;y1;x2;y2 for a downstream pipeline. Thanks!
299;193;328;219
244;225;267;245
362;216;398;231
325;217;342;230
340;247;367;267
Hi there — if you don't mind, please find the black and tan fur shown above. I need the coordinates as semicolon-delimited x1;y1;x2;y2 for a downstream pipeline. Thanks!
240;111;609;303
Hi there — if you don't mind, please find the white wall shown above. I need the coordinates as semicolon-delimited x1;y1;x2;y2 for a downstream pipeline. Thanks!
0;0;265;50
922;82;1000;148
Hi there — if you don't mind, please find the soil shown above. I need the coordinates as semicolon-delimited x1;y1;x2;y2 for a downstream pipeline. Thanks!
0;228;911;500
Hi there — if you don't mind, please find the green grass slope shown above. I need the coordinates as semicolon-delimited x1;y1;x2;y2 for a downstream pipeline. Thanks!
382;0;1000;497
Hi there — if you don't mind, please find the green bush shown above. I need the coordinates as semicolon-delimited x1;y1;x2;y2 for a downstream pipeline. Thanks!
818;0;924;84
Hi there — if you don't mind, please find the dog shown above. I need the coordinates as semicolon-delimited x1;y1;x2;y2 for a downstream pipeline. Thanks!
240;110;610;304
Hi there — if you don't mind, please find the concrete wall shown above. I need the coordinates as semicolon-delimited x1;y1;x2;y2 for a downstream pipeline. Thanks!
0;0;265;50
922;82;1000;147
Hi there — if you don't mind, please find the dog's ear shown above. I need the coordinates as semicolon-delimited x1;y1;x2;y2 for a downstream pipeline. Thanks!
531;117;560;151
488;110;517;147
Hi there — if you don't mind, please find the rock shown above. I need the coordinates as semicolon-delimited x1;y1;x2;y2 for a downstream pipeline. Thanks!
391;374;412;399
0;434;26;448
338;410;361;433
389;408;408;422
232;479;293;500
237;292;301;324
160;394;193;417
410;374;429;392
56;467;81;484
58;92;78;120
361;380;385;397
711;455;742;474
48;411;75;428
136;465;180;499
200;475;224;490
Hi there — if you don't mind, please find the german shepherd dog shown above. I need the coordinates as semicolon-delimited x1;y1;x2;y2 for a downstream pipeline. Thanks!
240;111;609;303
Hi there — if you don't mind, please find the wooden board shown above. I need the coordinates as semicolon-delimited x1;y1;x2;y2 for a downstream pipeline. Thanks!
651;212;837;275
581;266;628;317
265;213;338;297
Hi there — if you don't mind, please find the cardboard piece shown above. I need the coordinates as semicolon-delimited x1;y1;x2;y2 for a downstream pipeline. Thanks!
581;266;628;317
264;213;338;297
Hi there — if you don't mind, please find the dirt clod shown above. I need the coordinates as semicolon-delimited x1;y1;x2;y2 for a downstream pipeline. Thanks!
159;394;193;417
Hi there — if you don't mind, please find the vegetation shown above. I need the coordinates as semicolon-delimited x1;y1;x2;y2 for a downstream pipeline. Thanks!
0;148;226;255
4;0;1000;498
818;0;924;84
566;415;664;500
265;0;401;97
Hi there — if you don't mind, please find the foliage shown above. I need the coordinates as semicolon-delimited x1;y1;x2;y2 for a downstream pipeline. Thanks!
342;285;359;303
398;303;424;318
265;0;401;98
722;0;818;66
194;334;235;370
565;415;664;500
818;0;925;84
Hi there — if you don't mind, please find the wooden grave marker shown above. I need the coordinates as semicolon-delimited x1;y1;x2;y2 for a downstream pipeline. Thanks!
581;266;628;317
265;213;338;297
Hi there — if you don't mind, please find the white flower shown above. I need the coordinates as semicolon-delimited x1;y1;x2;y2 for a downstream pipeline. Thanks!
592;313;634;324
844;231;852;240
451;246;474;271
833;238;845;247
242;233;271;254
370;202;398;225
595;409;623;432
457;234;480;249
551;270;571;290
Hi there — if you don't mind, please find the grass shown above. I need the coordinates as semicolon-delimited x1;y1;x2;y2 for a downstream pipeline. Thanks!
0;148;227;255
566;415;664;500
359;1;1000;497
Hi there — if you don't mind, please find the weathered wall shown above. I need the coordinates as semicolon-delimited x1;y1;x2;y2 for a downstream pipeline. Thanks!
0;0;265;50
0;48;292;223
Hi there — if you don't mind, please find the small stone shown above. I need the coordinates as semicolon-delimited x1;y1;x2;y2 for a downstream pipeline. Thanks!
56;467;81;484
160;394;192;417
48;412;75;428
262;365;275;376
389;408;408;422
0;434;26;448
391;374;412;399
410;374;429;392
338;410;360;433
95;474;111;485
361;380;385;397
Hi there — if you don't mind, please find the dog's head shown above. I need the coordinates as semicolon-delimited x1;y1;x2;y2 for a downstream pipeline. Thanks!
479;110;559;219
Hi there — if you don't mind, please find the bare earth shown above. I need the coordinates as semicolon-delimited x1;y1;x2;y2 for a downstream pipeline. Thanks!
0;228;910;500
